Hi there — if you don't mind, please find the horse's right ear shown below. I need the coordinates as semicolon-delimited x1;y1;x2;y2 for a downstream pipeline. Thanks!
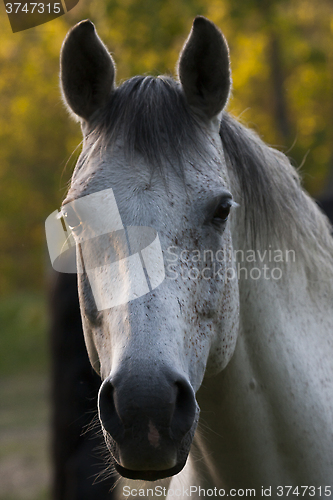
60;20;115;122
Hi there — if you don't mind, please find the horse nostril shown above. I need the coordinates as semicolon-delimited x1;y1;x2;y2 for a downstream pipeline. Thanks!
172;377;197;440
98;378;124;442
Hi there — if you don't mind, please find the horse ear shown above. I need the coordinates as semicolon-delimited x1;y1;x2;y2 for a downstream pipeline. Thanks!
178;16;231;120
60;20;115;121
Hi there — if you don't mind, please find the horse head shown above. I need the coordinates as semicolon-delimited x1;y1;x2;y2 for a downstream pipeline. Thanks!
60;17;239;481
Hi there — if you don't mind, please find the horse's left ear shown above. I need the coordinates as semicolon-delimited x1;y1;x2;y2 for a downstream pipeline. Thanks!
178;16;231;120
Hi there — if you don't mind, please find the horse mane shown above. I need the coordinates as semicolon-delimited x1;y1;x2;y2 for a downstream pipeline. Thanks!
220;112;333;283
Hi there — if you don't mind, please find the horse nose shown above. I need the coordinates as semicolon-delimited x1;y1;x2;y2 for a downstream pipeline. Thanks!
98;368;197;471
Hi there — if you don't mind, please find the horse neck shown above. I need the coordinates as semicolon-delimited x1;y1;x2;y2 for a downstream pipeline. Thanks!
194;134;333;489
233;230;333;386
195;221;333;489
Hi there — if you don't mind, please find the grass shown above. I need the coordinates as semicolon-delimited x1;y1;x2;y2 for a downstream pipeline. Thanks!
0;292;51;500
0;375;51;500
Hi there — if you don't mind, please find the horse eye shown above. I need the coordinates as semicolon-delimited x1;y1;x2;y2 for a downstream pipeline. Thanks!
62;207;81;230
213;202;231;223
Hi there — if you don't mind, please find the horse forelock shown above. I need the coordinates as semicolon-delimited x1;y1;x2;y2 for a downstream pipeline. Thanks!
220;113;333;285
85;75;209;179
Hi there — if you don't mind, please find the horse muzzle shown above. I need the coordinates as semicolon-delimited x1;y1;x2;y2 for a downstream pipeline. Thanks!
98;367;199;481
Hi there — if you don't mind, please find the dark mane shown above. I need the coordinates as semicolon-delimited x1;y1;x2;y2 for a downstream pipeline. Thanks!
220;113;333;279
219;112;285;243
90;75;204;175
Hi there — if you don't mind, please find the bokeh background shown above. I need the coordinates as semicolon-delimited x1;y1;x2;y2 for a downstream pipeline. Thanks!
0;0;332;498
